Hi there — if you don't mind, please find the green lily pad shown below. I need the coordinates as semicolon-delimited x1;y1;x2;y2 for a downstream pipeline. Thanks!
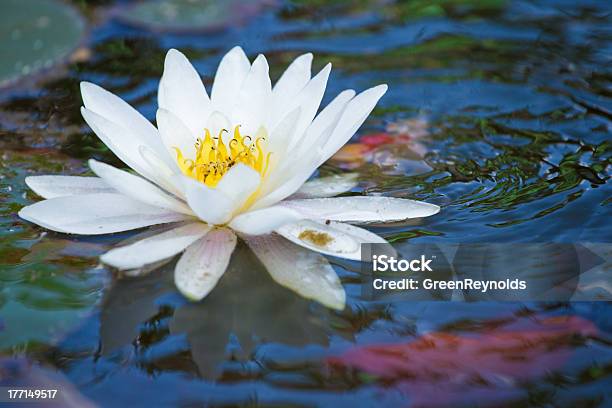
120;0;267;32
0;0;85;87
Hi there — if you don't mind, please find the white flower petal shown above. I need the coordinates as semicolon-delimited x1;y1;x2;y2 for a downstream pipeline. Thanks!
281;196;441;224
229;206;302;235
285;63;332;150
157;108;197;160
260;90;355;201
319;84;388;165
158;49;211;138
174;227;237;301
101;222;211;270
179;163;259;225
214;163;261;205
89;159;192;215
265;107;302;174
290;173;358;199
245;234;345;310
251;88;362;207
211;46;251;116
25;176;114;199
271;53;312;121
296;89;355;158
251;151;322;210
80;82;156;140
19;193;189;235
276;219;389;261
232;54;272;135
81;107;157;182
80;82;172;166
205;110;231;143
138;145;185;199
325;221;396;257
181;177;235;225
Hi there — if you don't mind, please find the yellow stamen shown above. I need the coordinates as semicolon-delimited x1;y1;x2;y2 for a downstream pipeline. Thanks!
174;125;271;187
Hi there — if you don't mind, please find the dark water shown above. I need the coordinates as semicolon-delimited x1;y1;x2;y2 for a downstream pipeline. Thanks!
0;0;611;406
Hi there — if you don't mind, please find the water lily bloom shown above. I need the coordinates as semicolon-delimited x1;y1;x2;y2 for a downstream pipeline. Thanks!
19;47;439;309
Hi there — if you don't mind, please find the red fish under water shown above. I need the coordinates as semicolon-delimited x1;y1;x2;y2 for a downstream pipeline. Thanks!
327;315;598;407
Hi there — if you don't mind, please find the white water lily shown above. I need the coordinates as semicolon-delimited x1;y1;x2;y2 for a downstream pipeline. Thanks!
19;47;440;310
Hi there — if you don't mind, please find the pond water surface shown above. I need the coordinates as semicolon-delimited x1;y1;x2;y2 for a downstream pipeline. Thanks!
0;0;611;407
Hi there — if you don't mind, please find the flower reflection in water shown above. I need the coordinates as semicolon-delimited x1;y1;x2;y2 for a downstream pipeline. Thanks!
99;242;330;377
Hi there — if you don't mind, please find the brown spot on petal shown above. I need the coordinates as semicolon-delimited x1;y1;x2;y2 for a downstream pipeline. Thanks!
298;230;334;247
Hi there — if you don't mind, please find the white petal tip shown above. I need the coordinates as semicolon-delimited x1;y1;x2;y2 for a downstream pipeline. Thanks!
87;158;99;169
179;289;206;302
18;205;36;222
166;48;182;58
18;205;63;233
321;291;346;310
24;176;35;190
164;49;190;68
79;82;104;103
228;46;248;59
17;207;29;221
329;300;346;311
252;54;269;70
99;253;122;270
175;277;211;300
297;53;314;64
372;84;388;96
422;203;441;217
79;81;93;92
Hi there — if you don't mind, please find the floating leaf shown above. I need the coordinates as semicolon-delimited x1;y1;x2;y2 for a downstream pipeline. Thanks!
119;0;269;32
0;0;85;87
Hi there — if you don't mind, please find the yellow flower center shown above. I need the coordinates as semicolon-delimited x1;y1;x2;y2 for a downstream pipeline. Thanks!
174;125;271;187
